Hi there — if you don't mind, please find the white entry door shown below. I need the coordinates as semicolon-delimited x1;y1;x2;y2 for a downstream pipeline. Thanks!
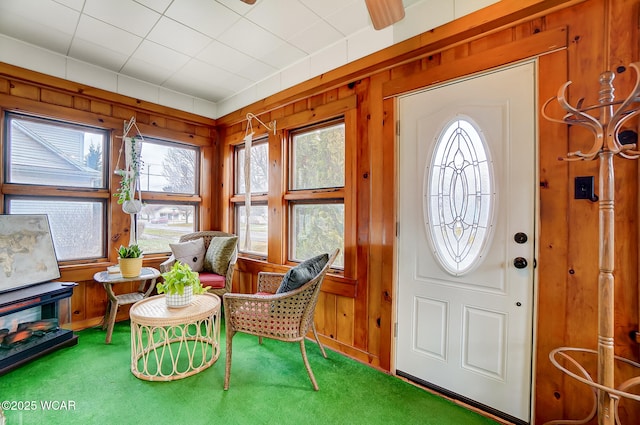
396;61;536;423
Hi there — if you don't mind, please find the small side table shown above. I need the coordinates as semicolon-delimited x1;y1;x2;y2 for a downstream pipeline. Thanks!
129;293;221;381
93;267;160;344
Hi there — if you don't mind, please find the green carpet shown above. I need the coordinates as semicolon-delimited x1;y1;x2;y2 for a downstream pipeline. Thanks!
0;322;498;425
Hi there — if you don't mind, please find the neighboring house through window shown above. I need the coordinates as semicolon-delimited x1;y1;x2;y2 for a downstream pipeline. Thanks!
4;112;107;261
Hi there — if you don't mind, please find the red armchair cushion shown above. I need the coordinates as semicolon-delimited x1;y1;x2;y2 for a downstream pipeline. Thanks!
198;272;226;289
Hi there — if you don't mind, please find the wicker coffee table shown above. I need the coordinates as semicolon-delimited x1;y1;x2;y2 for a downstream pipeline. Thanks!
129;293;220;381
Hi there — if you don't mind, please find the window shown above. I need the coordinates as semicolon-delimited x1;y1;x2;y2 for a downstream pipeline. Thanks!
4;113;108;261
233;139;268;255
288;120;345;267
135;138;199;254
424;117;495;275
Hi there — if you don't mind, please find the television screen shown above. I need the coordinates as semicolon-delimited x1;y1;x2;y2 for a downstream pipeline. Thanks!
0;214;60;293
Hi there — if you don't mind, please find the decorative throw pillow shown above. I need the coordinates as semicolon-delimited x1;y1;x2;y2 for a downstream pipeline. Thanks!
276;253;329;294
169;238;205;272
204;236;238;275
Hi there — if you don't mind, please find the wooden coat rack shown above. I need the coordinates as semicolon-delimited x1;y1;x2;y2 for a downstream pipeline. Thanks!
542;64;640;424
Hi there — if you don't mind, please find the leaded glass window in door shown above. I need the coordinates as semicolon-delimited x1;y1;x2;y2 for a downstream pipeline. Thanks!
424;117;495;275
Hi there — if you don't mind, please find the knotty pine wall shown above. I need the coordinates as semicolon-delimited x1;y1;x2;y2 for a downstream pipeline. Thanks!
0;0;638;423
217;0;639;423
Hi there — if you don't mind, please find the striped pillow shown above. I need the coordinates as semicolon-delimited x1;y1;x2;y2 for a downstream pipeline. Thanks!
204;236;238;275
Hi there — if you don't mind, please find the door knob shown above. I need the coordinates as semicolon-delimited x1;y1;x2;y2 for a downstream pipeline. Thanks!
514;232;528;244
513;257;528;269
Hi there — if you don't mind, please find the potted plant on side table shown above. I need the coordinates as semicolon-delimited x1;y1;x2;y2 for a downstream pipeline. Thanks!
117;244;143;278
157;261;209;308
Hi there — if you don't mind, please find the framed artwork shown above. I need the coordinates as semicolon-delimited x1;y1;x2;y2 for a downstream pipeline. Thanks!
0;214;60;293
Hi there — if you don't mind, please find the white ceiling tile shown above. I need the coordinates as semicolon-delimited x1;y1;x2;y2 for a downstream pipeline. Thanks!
128;40;190;71
281;57;310;89
309;40;347;76
74;15;142;57
166;59;252;101
246;0;318;40
234;59;277;83
66;58;119;93
218;18;284;59
159;88;196;114
134;0;173;13
118;74;160;103
394;0;453;44
199;41;276;81
288;19;343;55
254;73;281;101
199;41;255;71
325;1;371;36
299;0;359;19
0;35;67;79
121;58;174;86
165;0;241;39
258;40;307;69
0;0;79;53
54;0;85;11
147;17;212;57
348;26;393;62
68;37;130;72
214;0;256;16
193;97;217;120
0;21;73;56
84;0;160;37
454;0;499;18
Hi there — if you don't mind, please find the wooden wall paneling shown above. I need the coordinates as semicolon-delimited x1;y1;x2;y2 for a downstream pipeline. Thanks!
200;145;213;231
365;70;391;368
344;107;359;280
379;96;396;372
382;26;568;98
608;0;640;363
69;281;86;323
607;1;640;421
354;78;371;353
557;2;608;423
267;130;284;264
536;49;572;424
40;89;73;108
322;292;338;343
315;291;329;337
336;296;355;348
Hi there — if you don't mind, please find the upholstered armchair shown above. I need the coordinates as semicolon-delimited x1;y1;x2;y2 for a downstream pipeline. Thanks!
223;248;340;391
159;231;238;297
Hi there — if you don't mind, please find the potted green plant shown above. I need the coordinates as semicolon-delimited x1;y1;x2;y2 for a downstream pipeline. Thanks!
157;261;209;308
117;244;143;278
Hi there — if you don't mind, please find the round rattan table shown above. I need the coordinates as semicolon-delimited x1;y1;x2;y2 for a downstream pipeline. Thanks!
129;293;220;381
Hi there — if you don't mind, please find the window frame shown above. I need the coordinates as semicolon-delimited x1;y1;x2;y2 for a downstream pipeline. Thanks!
231;137;269;258
3;111;111;264
285;117;348;270
134;136;201;255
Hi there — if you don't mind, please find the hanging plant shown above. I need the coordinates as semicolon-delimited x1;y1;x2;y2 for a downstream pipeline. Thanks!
114;135;143;213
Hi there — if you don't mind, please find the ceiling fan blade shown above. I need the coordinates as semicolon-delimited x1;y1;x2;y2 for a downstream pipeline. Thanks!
365;0;405;30
240;0;256;4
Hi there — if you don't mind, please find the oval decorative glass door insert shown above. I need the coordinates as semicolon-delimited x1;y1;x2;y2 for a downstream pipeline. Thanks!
424;116;495;276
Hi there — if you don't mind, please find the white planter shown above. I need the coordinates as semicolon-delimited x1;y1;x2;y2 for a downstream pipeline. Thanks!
165;285;193;308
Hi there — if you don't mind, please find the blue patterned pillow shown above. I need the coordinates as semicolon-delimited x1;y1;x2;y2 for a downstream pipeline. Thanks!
276;253;329;294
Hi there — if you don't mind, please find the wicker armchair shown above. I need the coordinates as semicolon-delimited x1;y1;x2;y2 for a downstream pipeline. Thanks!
223;248;339;391
159;231;237;297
